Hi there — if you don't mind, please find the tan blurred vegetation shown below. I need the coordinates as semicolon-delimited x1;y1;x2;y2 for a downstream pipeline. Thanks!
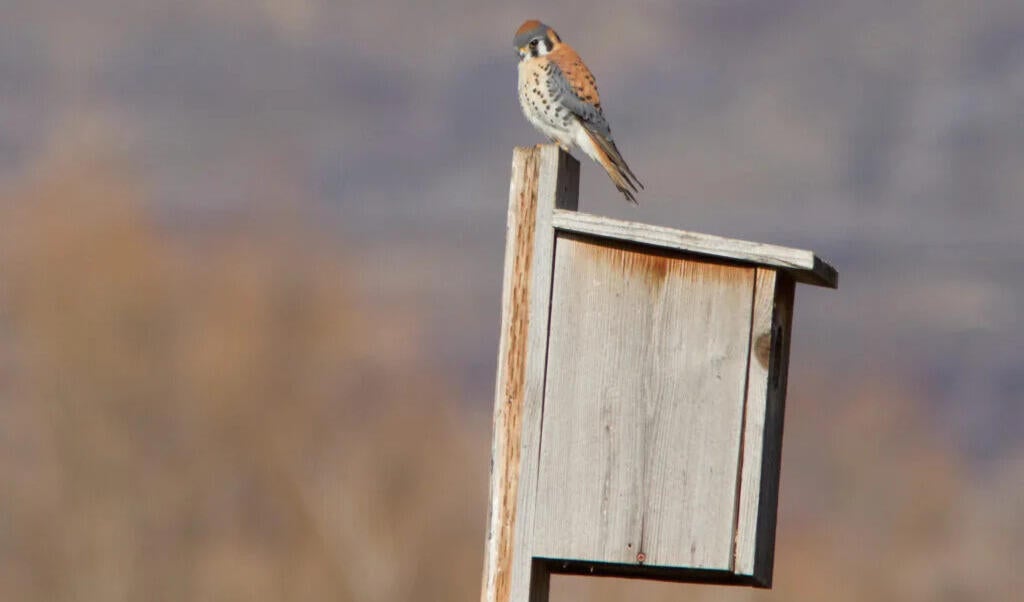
0;148;486;601
1;148;1021;602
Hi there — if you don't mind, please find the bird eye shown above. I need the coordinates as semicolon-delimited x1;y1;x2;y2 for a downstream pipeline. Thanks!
529;39;539;48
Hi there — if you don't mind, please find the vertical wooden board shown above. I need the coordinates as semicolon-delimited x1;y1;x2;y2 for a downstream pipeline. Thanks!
507;147;578;602
507;147;581;602
751;274;795;587
481;147;540;602
532;235;648;564
533;235;756;571
640;258;756;570
481;146;579;602
733;268;778;576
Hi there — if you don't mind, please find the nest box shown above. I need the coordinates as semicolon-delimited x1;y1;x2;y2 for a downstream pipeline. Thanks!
481;146;838;602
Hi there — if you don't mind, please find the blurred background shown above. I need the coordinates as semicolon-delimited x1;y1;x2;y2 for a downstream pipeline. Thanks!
1;1;1022;600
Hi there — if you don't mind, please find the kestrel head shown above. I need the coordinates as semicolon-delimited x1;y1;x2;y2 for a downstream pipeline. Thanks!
514;20;561;60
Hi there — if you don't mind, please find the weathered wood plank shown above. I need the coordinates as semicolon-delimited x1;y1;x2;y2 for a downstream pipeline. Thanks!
480;148;538;602
551;210;838;289
533;234;647;565
508;146;578;602
484;144;829;594
639;256;756;570
752;274;794;587
480;145;579;602
534;235;756;571
732;268;777;577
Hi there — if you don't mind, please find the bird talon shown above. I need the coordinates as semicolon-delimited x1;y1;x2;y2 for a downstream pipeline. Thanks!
547;138;570;152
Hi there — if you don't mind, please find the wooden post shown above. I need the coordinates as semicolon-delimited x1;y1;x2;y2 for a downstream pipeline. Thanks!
480;146;578;602
481;145;836;602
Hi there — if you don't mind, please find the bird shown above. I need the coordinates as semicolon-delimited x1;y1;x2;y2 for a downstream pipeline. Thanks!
514;19;643;204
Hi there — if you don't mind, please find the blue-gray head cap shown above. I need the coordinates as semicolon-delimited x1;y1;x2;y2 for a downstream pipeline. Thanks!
514;20;553;49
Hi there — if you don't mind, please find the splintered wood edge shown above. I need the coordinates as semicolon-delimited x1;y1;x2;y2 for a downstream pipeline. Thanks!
551;210;838;289
482;145;578;602
481;147;540;602
732;268;777;577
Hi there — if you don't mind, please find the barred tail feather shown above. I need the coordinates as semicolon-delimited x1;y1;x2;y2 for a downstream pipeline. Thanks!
584;130;643;204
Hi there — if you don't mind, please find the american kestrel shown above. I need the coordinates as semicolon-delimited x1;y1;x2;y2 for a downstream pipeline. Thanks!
514;20;643;204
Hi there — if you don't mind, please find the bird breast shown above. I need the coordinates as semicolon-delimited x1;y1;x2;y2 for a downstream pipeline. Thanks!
518;59;575;144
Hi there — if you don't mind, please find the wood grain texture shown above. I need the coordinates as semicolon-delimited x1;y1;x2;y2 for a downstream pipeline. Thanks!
551;210;838;289
533;235;756;571
752;274;794;587
480;148;537;602
508;146;578;602
480;145;578;602
733;268;777;578
482;144;829;594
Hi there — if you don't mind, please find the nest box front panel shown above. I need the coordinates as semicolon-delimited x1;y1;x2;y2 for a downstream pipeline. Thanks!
533;233;757;571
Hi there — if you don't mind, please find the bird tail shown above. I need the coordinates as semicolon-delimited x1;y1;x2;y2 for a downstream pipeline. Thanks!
586;130;644;204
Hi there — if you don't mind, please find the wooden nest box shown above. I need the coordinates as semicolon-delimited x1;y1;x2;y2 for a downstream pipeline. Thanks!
481;146;838;602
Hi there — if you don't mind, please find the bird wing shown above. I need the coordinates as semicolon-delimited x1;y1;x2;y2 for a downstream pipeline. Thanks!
546;46;643;194
546;45;609;135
